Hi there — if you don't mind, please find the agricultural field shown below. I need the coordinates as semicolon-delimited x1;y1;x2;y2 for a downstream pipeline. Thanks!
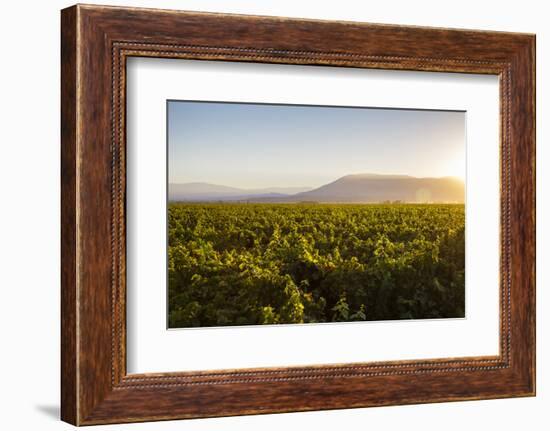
168;203;465;328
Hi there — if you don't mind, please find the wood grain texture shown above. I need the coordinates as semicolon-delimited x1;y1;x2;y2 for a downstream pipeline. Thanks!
60;5;78;425
60;4;536;425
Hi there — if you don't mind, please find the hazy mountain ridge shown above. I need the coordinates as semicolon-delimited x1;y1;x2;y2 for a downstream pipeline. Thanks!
288;174;464;203
169;182;313;201
169;174;464;203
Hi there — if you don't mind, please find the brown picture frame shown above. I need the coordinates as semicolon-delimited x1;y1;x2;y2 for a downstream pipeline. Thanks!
61;4;536;426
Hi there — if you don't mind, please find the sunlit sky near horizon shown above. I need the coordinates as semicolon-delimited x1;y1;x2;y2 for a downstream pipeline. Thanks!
168;100;465;189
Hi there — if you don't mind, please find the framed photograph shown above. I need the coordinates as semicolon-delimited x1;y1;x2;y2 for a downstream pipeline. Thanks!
61;4;536;425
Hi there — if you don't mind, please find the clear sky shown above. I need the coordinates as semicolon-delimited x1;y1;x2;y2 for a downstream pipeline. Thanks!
168;100;465;189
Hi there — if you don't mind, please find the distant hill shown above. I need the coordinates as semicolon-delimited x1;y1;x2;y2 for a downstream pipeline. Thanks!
285;174;464;203
169;174;464;203
168;182;312;201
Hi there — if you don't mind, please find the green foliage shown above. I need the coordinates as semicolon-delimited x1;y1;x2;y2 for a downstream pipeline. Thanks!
168;203;465;328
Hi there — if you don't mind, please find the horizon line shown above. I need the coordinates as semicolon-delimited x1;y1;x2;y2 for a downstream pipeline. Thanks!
169;172;466;191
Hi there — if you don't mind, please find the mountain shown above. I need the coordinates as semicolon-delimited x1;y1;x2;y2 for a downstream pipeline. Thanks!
285;174;464;203
169;175;464;203
168;182;312;201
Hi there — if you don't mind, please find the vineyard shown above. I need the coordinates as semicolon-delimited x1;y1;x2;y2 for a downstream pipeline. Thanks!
168;203;465;328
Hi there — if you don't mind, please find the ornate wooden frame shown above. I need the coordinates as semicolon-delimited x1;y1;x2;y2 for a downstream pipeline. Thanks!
61;4;535;425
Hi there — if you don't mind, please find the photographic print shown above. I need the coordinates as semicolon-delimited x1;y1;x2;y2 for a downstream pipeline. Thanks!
167;101;465;329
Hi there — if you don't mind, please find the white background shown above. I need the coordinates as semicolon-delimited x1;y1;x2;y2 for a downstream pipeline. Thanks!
0;0;546;430
127;59;500;373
